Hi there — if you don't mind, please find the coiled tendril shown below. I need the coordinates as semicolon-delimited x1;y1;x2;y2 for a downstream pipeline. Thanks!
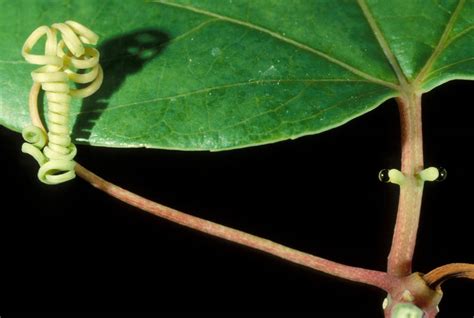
21;21;103;185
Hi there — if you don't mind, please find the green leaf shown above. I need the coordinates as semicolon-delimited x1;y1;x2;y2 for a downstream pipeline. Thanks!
0;0;472;150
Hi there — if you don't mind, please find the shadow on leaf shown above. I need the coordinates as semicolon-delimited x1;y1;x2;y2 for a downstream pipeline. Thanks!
72;29;170;143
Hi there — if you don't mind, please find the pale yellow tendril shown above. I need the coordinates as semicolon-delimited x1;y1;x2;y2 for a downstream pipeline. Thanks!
21;21;103;185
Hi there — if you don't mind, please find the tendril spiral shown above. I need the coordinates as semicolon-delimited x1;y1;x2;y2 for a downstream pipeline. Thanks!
21;21;103;185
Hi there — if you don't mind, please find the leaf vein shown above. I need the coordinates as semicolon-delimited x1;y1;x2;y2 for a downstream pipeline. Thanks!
73;79;373;115
171;18;219;44
152;0;400;91
443;24;474;49
415;0;466;85
157;88;387;138
210;86;309;132
426;56;474;77
357;0;409;88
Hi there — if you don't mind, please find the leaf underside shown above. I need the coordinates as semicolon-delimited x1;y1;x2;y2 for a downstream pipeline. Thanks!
0;0;472;151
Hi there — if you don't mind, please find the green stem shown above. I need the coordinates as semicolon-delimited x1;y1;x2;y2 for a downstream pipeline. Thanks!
388;93;425;277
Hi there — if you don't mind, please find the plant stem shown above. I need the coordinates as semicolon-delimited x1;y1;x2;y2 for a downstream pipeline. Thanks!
388;93;425;277
75;162;395;291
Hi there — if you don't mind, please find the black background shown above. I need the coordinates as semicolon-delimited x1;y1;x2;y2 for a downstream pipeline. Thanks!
1;80;473;316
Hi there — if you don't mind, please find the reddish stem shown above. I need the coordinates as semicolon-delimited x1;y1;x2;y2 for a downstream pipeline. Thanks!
74;163;395;291
388;93;425;277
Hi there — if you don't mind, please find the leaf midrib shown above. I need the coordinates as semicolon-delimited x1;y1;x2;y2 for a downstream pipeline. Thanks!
152;0;400;91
